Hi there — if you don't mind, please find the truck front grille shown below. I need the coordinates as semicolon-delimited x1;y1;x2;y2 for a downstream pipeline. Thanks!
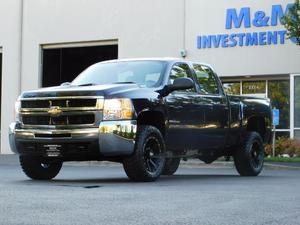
19;97;102;127
22;114;95;125
21;99;97;109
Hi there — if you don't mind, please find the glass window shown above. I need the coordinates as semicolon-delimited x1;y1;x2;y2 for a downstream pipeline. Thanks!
242;81;266;94
193;64;219;95
275;131;290;139
169;63;195;92
72;60;166;88
295;77;300;128
268;80;290;129
223;82;240;95
295;130;300;142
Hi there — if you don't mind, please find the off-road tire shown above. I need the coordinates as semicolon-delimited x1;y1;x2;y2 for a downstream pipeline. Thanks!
162;158;180;175
20;155;63;180
123;125;166;182
234;131;264;176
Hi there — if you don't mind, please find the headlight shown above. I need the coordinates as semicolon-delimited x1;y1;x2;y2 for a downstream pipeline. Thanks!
103;98;133;120
15;99;21;121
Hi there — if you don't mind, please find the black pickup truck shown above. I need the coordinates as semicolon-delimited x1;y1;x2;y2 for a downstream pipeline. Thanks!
9;58;272;182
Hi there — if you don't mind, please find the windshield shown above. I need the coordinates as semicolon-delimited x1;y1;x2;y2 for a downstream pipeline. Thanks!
72;60;167;87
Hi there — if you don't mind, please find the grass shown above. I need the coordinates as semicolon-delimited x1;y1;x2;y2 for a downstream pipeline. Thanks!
265;157;300;163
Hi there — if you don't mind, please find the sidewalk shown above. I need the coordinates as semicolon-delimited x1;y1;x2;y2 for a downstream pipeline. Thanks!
1;154;300;170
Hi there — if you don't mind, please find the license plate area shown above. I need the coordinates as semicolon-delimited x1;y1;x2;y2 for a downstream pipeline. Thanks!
43;144;62;157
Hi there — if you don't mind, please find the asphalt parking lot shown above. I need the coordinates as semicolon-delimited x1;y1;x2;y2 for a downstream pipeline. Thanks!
1;155;300;225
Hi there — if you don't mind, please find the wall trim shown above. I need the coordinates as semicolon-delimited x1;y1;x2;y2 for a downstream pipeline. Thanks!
41;39;118;49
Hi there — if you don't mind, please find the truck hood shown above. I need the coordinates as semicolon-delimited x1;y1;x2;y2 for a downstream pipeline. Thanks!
21;83;141;98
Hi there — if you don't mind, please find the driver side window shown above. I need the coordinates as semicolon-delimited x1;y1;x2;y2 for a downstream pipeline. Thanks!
169;63;195;92
193;64;219;95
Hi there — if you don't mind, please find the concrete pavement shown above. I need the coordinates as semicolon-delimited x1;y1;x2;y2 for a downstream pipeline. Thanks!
0;154;300;225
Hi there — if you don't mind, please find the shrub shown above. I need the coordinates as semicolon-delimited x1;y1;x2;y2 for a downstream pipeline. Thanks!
296;142;300;157
264;144;272;156
264;137;300;157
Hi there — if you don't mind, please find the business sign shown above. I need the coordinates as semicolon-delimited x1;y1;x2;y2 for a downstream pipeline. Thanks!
197;4;296;49
272;109;280;126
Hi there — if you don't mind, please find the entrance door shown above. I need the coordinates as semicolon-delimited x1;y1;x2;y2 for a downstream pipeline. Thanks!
42;44;118;87
293;75;300;141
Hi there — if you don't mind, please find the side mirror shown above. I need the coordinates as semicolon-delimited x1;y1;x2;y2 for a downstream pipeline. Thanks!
157;77;194;97
169;77;194;92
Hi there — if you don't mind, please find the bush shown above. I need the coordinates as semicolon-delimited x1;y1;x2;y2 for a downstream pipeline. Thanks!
264;137;300;157
264;144;272;156
297;145;300;157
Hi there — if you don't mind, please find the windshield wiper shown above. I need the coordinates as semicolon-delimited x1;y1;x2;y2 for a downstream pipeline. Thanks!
112;82;136;84
76;83;97;86
75;82;136;86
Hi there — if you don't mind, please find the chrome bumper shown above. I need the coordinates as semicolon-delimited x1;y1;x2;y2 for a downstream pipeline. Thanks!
9;120;137;156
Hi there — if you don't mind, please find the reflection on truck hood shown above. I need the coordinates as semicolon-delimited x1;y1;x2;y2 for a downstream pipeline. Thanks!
21;83;140;98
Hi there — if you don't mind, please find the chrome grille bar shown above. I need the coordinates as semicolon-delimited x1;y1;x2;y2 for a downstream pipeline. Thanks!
19;96;104;127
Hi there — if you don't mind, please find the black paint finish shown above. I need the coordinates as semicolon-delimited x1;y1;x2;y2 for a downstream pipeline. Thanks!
20;59;272;162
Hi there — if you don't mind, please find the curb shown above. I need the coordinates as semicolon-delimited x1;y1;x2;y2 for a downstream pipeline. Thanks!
264;162;300;170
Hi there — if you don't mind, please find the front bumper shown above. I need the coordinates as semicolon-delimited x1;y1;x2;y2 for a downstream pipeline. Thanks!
9;120;137;158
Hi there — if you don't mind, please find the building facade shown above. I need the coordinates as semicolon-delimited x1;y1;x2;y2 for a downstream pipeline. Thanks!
0;0;299;154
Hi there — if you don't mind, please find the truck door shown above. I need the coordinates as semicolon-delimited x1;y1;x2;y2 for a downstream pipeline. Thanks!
165;63;206;152
192;64;229;150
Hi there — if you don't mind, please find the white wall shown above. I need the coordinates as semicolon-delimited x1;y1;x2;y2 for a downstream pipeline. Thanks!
0;0;22;154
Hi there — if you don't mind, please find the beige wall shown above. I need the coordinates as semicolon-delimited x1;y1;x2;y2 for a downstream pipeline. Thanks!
21;0;185;91
1;0;300;153
0;0;22;154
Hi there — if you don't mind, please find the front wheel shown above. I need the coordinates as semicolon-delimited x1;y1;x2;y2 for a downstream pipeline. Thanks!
233;132;264;176
123;125;166;182
20;156;62;180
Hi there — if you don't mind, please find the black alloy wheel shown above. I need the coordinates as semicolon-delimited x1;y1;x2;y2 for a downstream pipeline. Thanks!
234;131;264;176
123;125;166;182
143;136;164;174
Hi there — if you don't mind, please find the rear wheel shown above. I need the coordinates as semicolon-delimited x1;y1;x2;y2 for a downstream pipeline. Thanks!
162;158;180;175
123;125;166;182
234;132;264;176
20;155;62;180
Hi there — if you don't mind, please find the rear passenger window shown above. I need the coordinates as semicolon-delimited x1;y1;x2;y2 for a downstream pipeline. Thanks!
193;64;219;95
169;63;195;92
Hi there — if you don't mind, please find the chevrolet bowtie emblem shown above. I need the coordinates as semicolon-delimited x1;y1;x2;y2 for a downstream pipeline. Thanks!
48;106;63;117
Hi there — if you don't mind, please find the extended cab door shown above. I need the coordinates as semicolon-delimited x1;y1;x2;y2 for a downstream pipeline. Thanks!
165;63;206;152
192;64;229;150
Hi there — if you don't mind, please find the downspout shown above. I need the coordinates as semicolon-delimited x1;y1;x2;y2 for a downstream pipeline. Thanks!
181;0;187;58
18;0;24;93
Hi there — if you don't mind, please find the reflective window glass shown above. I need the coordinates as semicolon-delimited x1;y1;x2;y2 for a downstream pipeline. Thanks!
193;64;219;95
242;81;266;94
294;130;300;142
169;63;195;92
295;77;300;128
268;80;290;129
275;131;290;139
223;82;240;95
